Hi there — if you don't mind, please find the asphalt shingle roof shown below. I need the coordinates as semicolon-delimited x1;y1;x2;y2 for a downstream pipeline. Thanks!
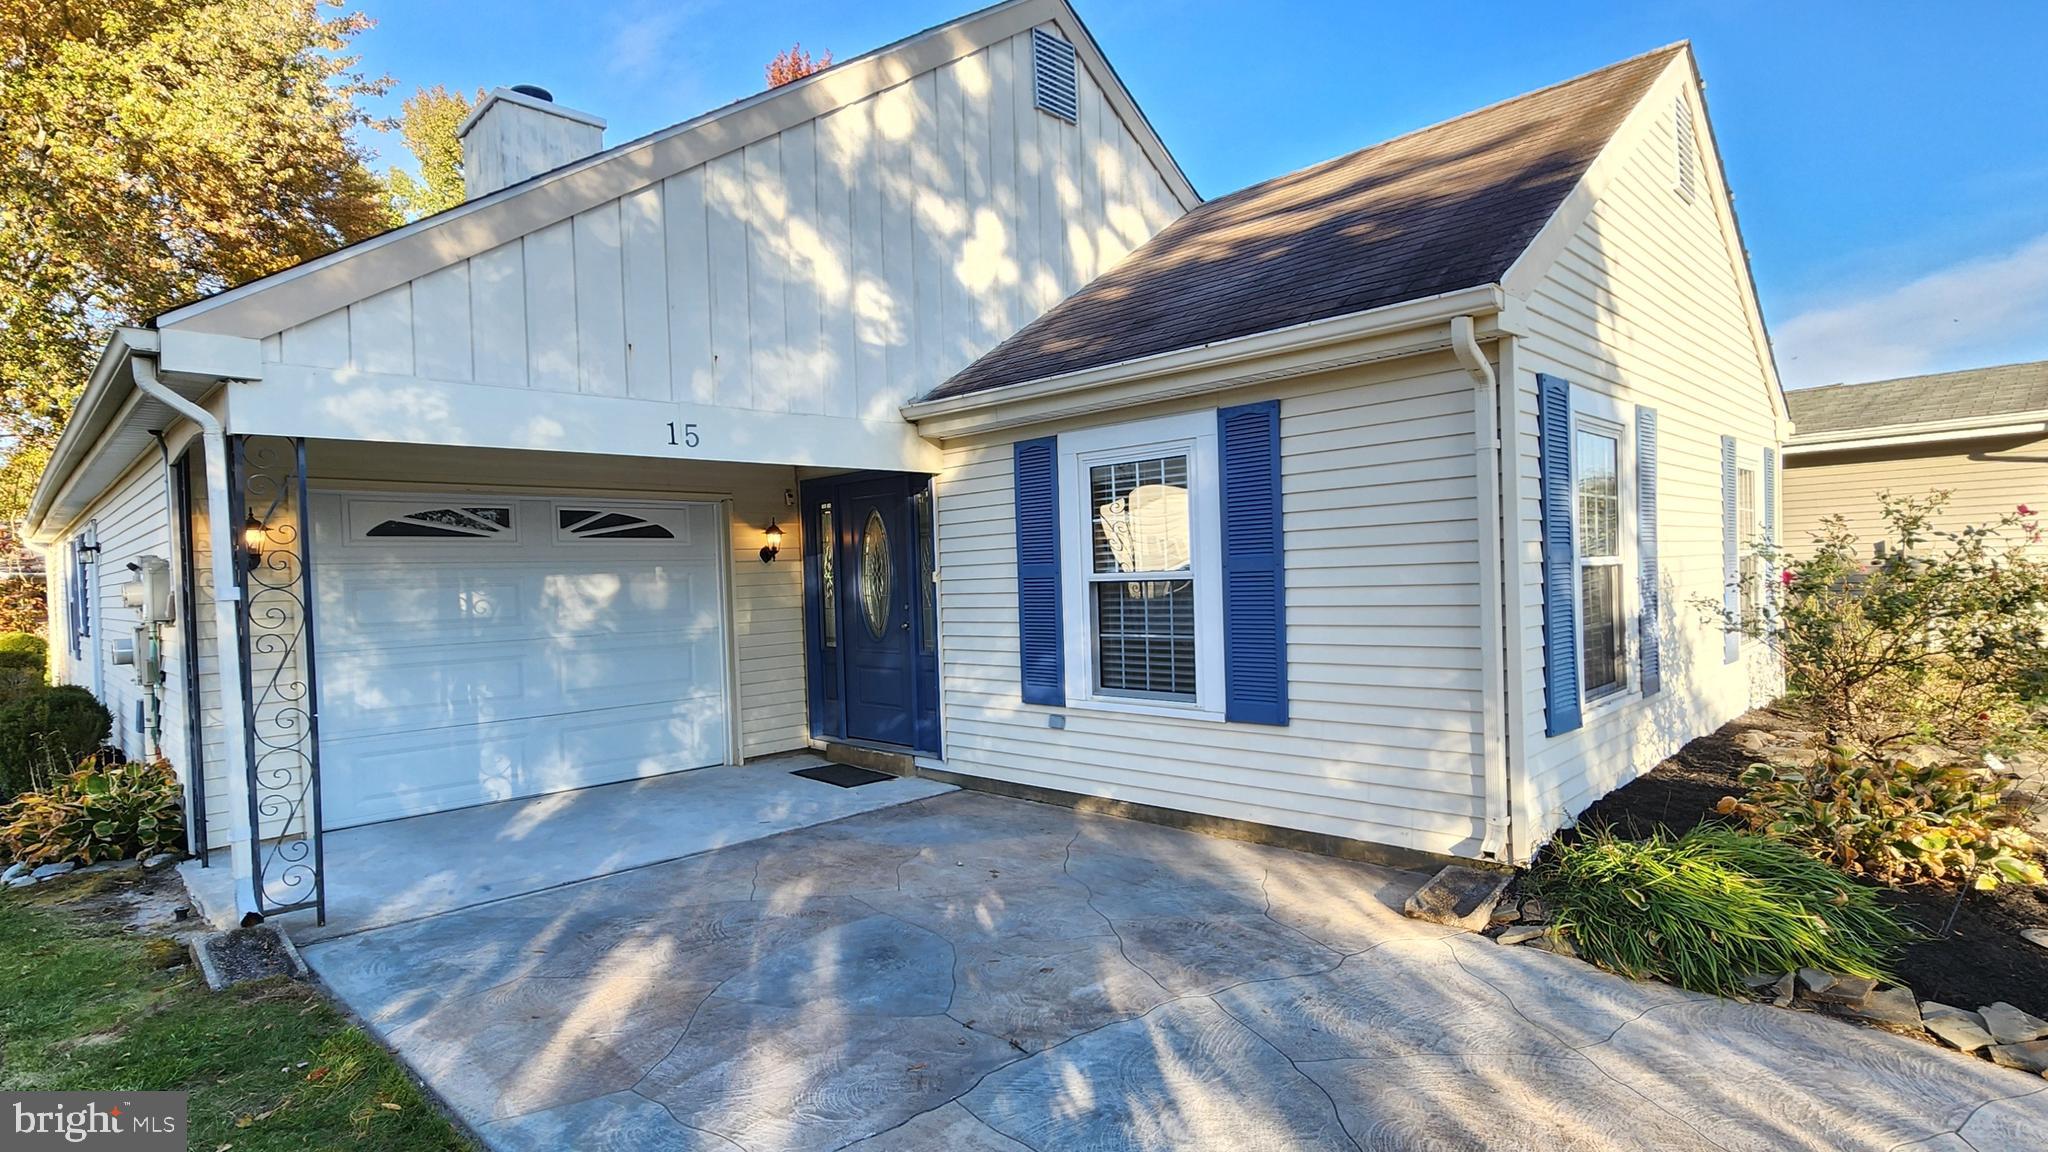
926;44;1685;401
1786;360;2048;437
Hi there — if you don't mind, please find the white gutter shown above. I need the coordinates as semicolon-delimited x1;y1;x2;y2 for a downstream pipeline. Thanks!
1784;415;2048;457
130;358;259;920
1452;316;1513;862
902;285;1514;436
26;328;158;537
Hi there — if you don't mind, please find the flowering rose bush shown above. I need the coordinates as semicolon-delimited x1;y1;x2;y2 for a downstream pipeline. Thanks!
1704;492;2048;751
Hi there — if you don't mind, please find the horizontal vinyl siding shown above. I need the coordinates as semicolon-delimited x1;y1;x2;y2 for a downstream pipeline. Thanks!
188;473;232;851
933;360;1490;858
1512;70;1782;850
1783;438;2048;560
88;458;174;764
303;444;807;762
47;451;208;847
260;25;1182;424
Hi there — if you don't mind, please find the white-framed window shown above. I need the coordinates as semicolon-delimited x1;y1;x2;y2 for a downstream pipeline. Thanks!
1570;391;1637;707
1058;411;1224;719
1737;461;1761;627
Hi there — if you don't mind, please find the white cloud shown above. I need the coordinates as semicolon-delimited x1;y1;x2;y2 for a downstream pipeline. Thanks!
606;8;686;82
1772;232;2048;389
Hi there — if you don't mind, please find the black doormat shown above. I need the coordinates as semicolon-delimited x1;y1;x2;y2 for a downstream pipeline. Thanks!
792;762;895;789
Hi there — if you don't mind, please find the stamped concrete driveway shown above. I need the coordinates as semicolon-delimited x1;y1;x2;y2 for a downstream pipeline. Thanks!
304;790;2048;1152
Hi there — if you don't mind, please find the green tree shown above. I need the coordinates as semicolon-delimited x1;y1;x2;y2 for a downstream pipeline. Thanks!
386;84;478;220
0;0;399;520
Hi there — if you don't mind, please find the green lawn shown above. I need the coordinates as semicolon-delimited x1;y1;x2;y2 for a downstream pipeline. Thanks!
0;883;473;1151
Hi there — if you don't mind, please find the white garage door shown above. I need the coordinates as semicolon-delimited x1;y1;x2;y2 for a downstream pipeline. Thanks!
310;493;729;829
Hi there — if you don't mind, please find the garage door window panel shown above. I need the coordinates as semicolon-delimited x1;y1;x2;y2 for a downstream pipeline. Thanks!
351;500;516;542
557;507;683;542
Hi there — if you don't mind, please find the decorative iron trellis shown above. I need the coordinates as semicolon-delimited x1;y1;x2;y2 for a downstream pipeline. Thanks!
230;435;326;924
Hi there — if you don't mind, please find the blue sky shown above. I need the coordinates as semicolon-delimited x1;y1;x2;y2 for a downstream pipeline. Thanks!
350;0;2048;390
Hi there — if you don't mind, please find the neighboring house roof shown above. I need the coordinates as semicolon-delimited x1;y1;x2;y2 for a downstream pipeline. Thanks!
926;43;1684;401
1786;360;2048;439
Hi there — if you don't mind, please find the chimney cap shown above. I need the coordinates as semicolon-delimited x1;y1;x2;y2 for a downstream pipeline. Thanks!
457;85;607;139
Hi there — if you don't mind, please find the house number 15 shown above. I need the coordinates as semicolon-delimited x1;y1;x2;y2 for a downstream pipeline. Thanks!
667;422;701;448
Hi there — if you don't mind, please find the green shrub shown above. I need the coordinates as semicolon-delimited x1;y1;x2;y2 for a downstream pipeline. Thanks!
0;685;112;799
0;631;46;658
0;636;51;706
0;757;183;866
0;667;44;707
1700;492;2048;750
1721;748;2045;891
1531;825;1908;996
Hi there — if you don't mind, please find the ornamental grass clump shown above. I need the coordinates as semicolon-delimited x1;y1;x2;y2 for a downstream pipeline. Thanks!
1531;825;1907;996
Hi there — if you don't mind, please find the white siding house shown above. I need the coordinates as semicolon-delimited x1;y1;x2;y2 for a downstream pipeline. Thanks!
903;41;1787;863
26;0;1782;923
26;0;1197;918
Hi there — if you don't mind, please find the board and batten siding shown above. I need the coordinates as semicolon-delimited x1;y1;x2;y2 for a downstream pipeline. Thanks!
933;358;1491;857
1509;65;1783;852
260;25;1181;427
1783;439;2048;560
300;444;808;763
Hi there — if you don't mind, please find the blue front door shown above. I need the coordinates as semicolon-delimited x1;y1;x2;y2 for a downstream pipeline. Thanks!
841;478;915;745
803;473;941;754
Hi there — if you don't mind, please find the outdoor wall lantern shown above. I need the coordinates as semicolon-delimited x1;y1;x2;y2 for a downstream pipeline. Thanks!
760;519;783;564
242;513;267;572
78;540;101;562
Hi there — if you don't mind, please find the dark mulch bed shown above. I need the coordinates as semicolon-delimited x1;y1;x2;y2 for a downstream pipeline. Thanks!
1566;709;2048;1020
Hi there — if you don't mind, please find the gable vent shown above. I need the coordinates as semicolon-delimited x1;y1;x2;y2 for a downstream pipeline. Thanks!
1032;28;1078;123
1674;94;1698;204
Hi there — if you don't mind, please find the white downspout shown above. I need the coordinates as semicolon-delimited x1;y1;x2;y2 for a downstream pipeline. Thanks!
1452;315;1514;861
132;357;259;920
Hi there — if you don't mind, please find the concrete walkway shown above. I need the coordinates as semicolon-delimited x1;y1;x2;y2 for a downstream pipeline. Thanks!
183;754;952;941
303;790;2048;1151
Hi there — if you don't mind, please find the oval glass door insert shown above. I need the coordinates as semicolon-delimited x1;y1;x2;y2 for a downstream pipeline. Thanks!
861;508;891;639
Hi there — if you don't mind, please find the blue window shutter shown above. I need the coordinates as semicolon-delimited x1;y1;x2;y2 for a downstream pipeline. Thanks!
1538;374;1581;737
1014;437;1064;705
1219;401;1288;725
65;541;78;659
1722;435;1740;664
1636;407;1661;697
